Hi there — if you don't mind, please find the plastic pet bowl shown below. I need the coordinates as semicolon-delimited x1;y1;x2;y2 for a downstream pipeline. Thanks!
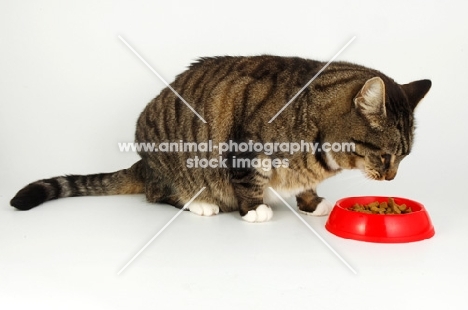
325;196;435;243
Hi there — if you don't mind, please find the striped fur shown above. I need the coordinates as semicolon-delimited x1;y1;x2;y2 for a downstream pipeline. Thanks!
11;56;431;219
11;161;145;210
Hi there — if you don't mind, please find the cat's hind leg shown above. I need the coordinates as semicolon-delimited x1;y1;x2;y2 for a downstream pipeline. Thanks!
188;202;220;216
147;181;220;216
144;167;186;208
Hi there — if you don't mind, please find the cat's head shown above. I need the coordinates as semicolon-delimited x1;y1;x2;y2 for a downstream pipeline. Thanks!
331;76;431;180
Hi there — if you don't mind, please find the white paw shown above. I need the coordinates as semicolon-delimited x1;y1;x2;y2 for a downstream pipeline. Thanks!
242;204;273;223
299;199;333;216
189;202;220;216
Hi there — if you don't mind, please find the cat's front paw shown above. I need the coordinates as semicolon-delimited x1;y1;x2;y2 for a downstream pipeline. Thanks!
189;202;220;216
242;204;273;223
298;199;333;216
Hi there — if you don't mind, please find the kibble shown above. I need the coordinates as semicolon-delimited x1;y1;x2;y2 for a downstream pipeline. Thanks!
349;197;412;214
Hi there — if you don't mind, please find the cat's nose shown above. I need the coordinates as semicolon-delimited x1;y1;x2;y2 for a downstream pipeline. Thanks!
385;171;397;180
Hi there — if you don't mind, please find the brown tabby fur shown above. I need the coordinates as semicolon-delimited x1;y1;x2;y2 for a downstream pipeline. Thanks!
10;55;431;220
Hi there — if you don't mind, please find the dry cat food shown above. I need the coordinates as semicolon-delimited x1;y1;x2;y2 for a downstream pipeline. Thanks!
349;197;413;215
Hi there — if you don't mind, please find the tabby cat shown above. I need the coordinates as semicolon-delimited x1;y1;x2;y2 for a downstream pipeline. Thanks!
10;56;431;222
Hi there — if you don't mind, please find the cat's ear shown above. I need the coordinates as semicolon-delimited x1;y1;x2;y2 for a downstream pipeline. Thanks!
401;79;432;110
354;77;386;128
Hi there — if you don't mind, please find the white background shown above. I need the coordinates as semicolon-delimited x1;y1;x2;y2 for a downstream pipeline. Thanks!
1;0;467;309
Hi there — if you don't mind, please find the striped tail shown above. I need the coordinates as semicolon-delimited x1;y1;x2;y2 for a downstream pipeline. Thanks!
10;160;146;210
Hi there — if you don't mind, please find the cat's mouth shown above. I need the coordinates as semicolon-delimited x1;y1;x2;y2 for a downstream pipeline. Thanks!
363;169;396;181
364;169;383;180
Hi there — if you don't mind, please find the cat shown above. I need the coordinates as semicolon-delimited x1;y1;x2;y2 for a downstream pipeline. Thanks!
10;55;431;222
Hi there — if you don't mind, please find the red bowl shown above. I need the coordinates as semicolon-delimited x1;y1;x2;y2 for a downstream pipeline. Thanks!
325;196;435;243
